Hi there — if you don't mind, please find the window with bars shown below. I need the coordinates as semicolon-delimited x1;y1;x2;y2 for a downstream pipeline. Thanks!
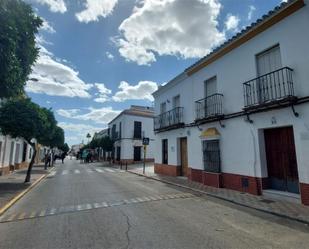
202;140;221;173
162;139;168;164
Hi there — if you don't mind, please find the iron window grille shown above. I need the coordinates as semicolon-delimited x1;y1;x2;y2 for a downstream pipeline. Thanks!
202;140;221;173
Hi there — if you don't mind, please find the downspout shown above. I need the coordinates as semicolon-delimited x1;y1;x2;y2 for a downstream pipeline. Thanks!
249;124;260;194
1;135;8;167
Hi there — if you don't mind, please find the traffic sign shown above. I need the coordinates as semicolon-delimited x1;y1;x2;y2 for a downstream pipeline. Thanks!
142;137;149;145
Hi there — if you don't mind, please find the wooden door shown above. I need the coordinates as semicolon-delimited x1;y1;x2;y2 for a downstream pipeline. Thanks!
180;138;188;176
134;147;141;161
264;127;299;193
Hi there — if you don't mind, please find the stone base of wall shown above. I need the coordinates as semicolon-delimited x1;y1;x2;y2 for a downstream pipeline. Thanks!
300;182;309;206
115;158;154;165
0;166;10;176
187;168;263;195
188;168;203;183
222;173;262;195
154;163;181;176
203;171;222;188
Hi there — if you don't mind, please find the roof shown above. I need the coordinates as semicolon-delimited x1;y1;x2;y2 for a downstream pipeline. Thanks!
108;105;154;125
153;0;305;96
185;0;304;75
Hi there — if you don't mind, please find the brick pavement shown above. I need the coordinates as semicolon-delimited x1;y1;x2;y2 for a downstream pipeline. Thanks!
121;163;309;225
0;164;49;209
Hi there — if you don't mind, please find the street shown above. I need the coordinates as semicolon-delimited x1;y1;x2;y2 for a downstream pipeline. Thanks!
0;159;309;249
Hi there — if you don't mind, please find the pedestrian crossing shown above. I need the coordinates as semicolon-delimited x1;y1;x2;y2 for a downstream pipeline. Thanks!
47;167;123;177
0;193;196;223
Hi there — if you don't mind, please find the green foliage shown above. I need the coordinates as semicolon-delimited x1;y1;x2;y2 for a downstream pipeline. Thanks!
59;143;70;153
0;0;42;98
100;136;114;151
0;98;45;144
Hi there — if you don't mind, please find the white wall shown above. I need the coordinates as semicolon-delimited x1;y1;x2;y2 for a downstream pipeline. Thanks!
109;113;155;161
153;3;309;184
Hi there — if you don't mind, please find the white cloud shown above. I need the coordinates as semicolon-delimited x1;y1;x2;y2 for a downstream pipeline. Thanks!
40;18;56;33
26;46;93;98
35;0;67;13
112;80;158;102
225;14;240;31
76;0;118;23
94;83;112;103
57;107;121;124
114;0;225;65
58;122;103;145
106;51;114;60
248;5;256;21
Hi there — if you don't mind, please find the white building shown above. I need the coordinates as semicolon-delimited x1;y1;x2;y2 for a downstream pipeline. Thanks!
108;105;155;164
71;143;84;156
153;0;309;206
0;135;32;175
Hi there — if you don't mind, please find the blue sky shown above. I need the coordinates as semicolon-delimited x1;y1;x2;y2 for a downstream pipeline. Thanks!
24;0;284;146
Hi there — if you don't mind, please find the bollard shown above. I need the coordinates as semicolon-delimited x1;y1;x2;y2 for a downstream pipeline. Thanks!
125;162;128;171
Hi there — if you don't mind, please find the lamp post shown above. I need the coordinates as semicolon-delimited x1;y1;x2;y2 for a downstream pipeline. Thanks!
86;133;91;144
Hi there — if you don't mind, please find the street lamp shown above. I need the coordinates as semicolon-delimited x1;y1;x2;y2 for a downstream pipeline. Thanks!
86;133;91;144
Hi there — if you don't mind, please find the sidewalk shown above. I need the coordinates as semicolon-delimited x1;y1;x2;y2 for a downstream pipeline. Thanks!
117;162;309;225
0;164;50;212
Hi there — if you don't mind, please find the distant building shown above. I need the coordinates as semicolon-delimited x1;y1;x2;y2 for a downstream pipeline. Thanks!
108;105;155;164
71;143;84;156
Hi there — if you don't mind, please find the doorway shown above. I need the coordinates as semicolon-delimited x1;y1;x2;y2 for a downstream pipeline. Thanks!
180;138;188;176
264;126;299;193
133;146;141;161
116;147;121;161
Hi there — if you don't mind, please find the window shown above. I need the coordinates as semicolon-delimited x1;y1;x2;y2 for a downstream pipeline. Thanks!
0;141;2;162
162;139;168;164
119;122;122;139
204;76;217;98
202;140;220;173
172;95;180;108
134;121;142;139
160;102;166;114
111;124;117;139
256;45;282;76
204;76;218;116
256;45;282;103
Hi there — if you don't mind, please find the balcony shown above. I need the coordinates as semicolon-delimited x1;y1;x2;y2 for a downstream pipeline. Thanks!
195;93;224;122
243;67;296;109
154;107;184;132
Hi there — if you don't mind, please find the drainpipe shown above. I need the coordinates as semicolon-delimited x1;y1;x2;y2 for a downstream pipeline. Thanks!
1;135;8;167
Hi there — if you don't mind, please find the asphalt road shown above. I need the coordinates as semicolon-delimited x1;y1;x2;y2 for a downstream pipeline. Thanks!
0;159;308;249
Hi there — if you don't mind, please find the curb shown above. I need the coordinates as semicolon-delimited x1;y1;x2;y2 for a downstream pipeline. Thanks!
126;170;309;226
0;167;54;216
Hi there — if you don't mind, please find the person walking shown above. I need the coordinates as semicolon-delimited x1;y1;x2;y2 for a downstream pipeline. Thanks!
61;152;66;164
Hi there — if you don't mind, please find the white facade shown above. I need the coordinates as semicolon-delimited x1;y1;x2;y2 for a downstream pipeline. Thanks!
153;0;309;204
0;135;32;174
108;106;155;163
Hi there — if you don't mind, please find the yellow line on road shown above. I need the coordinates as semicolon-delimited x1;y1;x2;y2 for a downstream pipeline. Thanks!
0;167;55;217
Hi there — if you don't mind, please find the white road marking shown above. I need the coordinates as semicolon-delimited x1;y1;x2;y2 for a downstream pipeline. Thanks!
74;169;80;174
86;169;93;173
104;168;115;173
48;171;56;177
62;170;68;175
95;168;104;173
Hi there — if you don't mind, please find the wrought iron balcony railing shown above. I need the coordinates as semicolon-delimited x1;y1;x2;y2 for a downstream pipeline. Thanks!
154;107;184;131
243;67;295;108
195;93;223;121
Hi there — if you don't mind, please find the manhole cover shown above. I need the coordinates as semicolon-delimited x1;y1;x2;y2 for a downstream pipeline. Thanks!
260;199;275;204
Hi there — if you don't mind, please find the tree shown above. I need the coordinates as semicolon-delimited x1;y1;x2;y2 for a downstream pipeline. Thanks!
59;143;70;154
0;0;42;98
100;136;113;152
0;98;56;182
